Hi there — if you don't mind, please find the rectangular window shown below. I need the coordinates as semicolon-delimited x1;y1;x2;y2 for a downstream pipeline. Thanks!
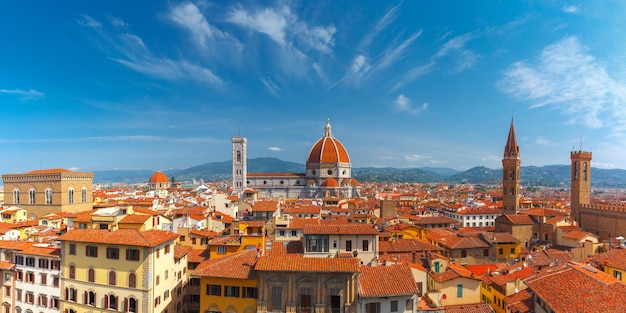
498;248;503;255
217;246;226;254
107;247;119;259
40;273;47;285
243;287;258;298
86;246;98;257
510;248;515;255
52;276;59;287
305;235;329;253
126;249;140;261
165;245;170;254
4;286;9;297
457;284;463;298
51;297;59;309
206;284;221;296
614;271;623;280
346;240;352;251
224;286;240;297
52;260;61;270
38;258;49;268
366;302;380;313
271;286;282;309
25;257;35;267
26;272;34;283
391;300;398;312
15;255;24;265
362;240;369;252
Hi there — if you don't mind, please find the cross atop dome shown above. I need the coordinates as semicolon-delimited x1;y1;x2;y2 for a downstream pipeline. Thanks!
324;118;333;137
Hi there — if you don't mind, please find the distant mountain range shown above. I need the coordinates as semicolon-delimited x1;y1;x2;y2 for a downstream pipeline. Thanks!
92;157;626;188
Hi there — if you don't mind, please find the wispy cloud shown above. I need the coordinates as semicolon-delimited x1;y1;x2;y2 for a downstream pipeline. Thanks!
500;36;626;133
261;77;281;98
77;14;101;28
0;88;44;101
78;14;223;87
562;5;581;14
390;61;435;92
168;2;241;54
359;2;401;50
226;5;335;53
394;94;429;114
536;136;551;146
267;146;282;152
433;32;478;73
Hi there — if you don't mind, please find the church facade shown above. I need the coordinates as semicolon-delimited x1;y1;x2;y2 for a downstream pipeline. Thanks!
232;120;361;199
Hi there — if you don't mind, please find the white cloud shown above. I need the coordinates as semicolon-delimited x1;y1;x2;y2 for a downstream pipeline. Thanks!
500;36;626;133
390;61;436;92
168;2;238;49
77;14;101;28
359;3;401;50
375;30;423;72
394;94;429;114
0;88;44;100
562;5;581;14
261;77;281;98
433;32;478;73
227;5;335;53
404;154;430;162
536;136;551;146
268;146;282;152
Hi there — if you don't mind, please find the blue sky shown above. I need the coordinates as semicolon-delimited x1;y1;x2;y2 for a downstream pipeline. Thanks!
1;1;626;175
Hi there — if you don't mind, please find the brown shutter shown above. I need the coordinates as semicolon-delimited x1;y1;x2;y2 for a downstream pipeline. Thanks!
84;291;87;304
124;298;128;312
65;288;68;300
105;294;109;308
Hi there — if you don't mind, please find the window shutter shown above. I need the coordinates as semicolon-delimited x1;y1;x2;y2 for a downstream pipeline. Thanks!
105;295;109;308
124;298;128;312
84;291;87;304
65;288;68;300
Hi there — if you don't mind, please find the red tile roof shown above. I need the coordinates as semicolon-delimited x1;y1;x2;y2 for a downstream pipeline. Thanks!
256;254;359;272
119;214;151;224
524;261;626;312
504;289;533;313
444;304;495;313
303;224;378;235
589;248;626;272
19;246;61;258
0;261;15;270
174;245;192;260
57;229;178;247
252;200;279;212
188;248;211;263
193;249;257;279
358;264;419;297
379;238;442;253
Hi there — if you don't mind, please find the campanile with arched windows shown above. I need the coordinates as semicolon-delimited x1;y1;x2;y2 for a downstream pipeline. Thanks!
570;149;592;223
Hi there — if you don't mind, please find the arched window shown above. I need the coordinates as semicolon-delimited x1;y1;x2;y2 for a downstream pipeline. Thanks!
68;188;74;204
128;273;136;288
583;162;588;181
13;189;20;204
88;291;96;306
88;268;95;282
15;307;21;313
109;271;116;285
69;265;76;279
236;151;241;162
45;188;53;205
29;188;36;204
106;294;118;310
574;162;579;180
81;187;87;203
128;298;137;313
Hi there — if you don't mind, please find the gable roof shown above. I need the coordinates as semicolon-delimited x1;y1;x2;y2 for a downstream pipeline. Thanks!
57;229;178;247
358;264;419;297
193;249;257;280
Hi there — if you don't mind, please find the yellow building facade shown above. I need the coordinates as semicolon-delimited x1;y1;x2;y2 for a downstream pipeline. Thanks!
57;228;181;313
2;169;93;219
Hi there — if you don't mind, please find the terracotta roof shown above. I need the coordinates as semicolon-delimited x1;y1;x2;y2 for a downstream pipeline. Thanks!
149;171;169;183
379;238;442;253
0;240;33;251
303;224;378;235
358;264;419;297
589;248;626;271
252;200;279;212
119;214;151;224
57;229;178;247
444;304;495;313
188;248;211;263
256;254;359;272
500;214;535;225
193;249;257;280
174;245;192;260
0;261;15;270
26;168;71;174
464;264;499;277
307;121;350;164
562;230;595;240
19;246;61;258
524;262;626;312
321;178;339;187
505;289;533;313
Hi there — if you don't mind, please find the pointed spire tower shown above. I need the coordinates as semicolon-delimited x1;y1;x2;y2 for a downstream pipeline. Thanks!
502;118;521;214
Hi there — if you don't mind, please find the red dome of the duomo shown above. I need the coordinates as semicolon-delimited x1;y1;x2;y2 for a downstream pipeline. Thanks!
149;171;169;184
307;120;350;164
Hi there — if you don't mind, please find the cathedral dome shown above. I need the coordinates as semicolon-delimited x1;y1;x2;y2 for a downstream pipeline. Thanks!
307;120;350;164
321;178;339;187
149;171;169;184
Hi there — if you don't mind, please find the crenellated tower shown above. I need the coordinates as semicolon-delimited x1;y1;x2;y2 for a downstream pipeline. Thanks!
502;118;521;214
570;150;591;223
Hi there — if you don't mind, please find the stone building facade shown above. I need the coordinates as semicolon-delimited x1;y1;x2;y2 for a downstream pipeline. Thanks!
2;169;93;219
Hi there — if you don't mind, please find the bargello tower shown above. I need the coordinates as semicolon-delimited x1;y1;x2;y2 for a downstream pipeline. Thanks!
502;118;521;214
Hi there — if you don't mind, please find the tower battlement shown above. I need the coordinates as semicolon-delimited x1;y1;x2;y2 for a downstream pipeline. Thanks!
570;150;592;160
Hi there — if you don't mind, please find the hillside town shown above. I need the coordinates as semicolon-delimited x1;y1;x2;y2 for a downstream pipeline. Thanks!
0;120;625;313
